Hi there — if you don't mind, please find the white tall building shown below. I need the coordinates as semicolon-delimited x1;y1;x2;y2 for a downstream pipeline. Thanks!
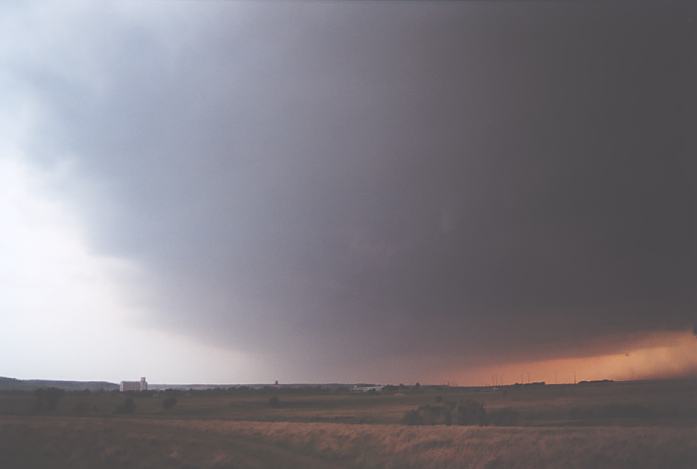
120;377;148;392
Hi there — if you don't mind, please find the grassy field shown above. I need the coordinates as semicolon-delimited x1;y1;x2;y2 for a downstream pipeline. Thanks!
0;380;695;468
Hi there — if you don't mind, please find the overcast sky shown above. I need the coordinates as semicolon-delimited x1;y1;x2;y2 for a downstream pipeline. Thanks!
1;1;695;384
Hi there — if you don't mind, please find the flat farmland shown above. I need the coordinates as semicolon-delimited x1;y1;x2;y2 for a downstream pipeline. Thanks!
1;416;696;469
0;380;695;468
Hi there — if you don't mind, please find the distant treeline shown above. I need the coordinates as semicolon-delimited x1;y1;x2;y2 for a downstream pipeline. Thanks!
0;377;118;392
403;399;519;426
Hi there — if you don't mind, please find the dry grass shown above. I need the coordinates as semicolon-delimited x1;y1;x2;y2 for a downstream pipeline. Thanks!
1;381;695;467
1;416;695;468
181;420;697;468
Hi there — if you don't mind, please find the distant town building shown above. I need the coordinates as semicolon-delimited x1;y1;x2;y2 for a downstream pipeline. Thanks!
120;377;148;392
352;384;384;392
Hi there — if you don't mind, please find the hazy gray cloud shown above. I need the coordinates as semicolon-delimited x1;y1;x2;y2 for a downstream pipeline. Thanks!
3;1;696;381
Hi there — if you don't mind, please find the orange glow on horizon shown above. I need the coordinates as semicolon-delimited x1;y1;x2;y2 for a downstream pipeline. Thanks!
454;331;697;386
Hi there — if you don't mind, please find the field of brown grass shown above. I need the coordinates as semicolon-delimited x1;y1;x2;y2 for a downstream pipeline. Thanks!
0;416;695;468
0;380;695;468
2;380;696;425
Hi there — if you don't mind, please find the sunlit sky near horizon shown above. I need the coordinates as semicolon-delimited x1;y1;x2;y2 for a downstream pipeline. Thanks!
1;1;695;385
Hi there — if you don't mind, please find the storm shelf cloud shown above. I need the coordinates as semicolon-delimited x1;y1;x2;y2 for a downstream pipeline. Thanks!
1;1;695;383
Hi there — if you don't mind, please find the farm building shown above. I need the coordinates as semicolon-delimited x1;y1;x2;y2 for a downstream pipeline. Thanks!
120;377;148;392
352;384;384;392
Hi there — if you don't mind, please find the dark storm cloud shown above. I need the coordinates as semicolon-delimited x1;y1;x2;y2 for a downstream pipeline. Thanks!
12;1;696;378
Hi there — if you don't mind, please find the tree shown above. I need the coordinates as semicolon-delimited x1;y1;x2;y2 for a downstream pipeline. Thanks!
162;395;178;410
115;397;136;414
34;388;64;412
453;399;487;425
402;409;422;425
